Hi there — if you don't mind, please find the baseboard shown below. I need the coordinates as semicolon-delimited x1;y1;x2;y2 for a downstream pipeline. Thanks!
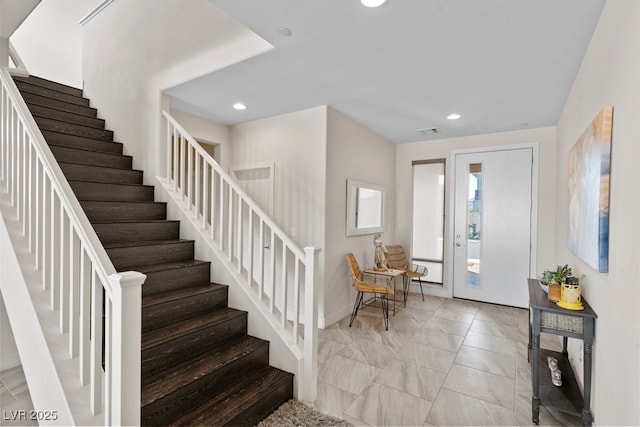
319;304;352;329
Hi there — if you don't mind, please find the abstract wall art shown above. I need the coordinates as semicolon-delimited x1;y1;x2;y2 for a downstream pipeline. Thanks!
568;106;613;273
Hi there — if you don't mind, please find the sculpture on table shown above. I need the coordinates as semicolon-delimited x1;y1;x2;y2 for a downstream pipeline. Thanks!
373;233;388;271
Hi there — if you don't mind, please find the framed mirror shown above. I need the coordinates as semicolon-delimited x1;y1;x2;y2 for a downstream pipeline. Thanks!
346;179;384;236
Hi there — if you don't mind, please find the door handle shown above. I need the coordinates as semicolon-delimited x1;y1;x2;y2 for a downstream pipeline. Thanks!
456;242;461;247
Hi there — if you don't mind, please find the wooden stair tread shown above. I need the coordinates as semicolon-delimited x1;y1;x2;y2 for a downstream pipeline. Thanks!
43;130;123;153
46;138;126;155
13;75;83;97
81;200;165;205
25;103;105;129
50;145;132;164
131;259;210;274
68;179;154;189
171;366;292;426
91;219;178;225
103;239;191;249
24;97;97;117
141;334;264;406
58;162;139;174
142;283;226;309
141;308;246;352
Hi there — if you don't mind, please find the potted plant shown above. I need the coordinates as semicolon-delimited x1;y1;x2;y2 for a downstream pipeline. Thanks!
541;264;572;302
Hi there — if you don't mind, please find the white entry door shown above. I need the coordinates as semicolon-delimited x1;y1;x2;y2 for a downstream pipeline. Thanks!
452;147;534;308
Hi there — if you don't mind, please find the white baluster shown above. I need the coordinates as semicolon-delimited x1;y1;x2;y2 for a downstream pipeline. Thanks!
218;175;224;250
269;229;276;314
187;144;193;209
172;127;178;193
258;219;264;299
281;244;288;328
90;267;103;415
293;258;300;344
79;247;91;385
247;208;254;287
237;197;243;273
69;226;80;358
59;206;69;333
202;161;208;229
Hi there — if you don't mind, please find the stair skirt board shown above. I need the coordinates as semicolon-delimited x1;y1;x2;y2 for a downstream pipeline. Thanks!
14;74;293;424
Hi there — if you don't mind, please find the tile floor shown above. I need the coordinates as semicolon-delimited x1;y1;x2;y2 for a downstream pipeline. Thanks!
315;294;582;426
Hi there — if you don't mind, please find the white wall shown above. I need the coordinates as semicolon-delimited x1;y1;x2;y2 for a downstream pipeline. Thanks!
555;1;640;424
395;127;557;297
324;107;396;326
229;106;327;251
10;0;101;88
81;0;271;185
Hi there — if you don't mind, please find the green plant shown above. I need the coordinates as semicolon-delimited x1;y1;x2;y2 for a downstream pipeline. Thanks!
541;264;572;284
552;264;572;284
540;270;555;284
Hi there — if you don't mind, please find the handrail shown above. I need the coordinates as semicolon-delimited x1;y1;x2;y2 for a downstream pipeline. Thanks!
161;110;319;402
8;42;28;74
0;67;144;425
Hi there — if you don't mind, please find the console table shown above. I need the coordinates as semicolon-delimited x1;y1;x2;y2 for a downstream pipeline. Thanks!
527;278;597;426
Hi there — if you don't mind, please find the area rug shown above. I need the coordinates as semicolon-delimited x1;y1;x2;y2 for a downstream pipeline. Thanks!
258;399;352;427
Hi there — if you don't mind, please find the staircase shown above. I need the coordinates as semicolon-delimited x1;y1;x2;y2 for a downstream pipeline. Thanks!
13;75;293;426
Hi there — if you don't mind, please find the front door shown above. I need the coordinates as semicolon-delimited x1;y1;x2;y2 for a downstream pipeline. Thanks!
452;147;534;308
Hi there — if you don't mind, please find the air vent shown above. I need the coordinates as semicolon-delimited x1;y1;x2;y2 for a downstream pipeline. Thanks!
416;127;439;135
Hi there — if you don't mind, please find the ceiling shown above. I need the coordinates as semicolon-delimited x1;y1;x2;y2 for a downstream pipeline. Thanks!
166;0;606;143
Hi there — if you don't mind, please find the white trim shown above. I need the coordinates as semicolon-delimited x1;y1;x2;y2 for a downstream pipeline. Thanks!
79;0;114;26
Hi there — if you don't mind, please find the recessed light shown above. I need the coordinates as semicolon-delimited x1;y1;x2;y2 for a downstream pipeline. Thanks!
447;113;461;120
233;103;247;110
361;0;387;8
277;27;292;37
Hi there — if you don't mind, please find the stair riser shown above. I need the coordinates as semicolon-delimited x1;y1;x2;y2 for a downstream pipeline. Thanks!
21;92;97;118
34;116;113;141
142;287;229;333
81;201;166;221
141;342;269;426
93;221;179;244
13;76;83;97
225;374;293;427
107;241;194;270
43;131;123;154
27;103;105;129
14;81;90;107
59;163;142;185
142;262;211;297
141;312;247;380
50;146;132;169
69;181;154;202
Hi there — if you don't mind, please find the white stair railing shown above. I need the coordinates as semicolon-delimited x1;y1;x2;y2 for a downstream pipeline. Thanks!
160;110;319;403
0;67;145;425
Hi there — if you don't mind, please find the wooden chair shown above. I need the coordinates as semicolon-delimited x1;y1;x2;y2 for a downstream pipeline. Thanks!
385;245;428;301
346;253;394;330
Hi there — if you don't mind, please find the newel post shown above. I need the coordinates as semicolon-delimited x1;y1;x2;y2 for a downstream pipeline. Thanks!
302;247;320;403
108;271;146;426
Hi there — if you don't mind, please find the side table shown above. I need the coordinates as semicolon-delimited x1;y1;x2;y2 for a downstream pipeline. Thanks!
527;278;597;426
363;268;405;315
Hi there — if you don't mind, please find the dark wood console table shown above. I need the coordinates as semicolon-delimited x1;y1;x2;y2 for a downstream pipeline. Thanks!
527;278;597;426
